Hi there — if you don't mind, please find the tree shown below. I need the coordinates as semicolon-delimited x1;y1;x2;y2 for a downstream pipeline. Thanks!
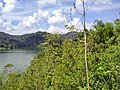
72;0;96;89
81;0;89;89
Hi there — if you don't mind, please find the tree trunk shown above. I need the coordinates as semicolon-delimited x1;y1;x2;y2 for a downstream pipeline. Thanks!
82;0;90;90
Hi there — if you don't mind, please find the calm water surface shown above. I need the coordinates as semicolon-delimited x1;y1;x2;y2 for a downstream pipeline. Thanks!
0;49;37;72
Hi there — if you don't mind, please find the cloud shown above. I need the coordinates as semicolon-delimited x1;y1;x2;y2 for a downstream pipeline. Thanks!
1;14;25;21
0;9;92;35
0;2;3;8
12;28;39;35
86;23;93;30
66;17;93;31
70;18;82;29
19;16;36;28
1;10;37;21
48;25;69;34
0;0;119;35
66;18;82;30
0;19;18;35
47;9;69;34
37;0;57;6
2;19;17;30
75;0;82;6
0;9;50;35
0;18;39;35
48;9;66;25
0;13;36;34
0;19;4;29
75;0;120;12
91;3;120;12
39;25;69;34
76;0;112;6
95;0;112;5
17;10;49;29
1;0;16;13
37;10;49;20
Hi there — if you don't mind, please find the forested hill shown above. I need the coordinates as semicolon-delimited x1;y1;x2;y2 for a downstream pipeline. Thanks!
0;31;48;48
0;31;78;48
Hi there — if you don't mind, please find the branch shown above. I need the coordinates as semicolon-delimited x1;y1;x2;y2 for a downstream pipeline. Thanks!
73;3;84;27
81;0;84;3
63;9;69;23
70;8;73;21
86;0;96;12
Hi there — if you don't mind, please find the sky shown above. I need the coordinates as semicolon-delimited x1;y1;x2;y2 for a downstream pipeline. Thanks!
0;0;120;35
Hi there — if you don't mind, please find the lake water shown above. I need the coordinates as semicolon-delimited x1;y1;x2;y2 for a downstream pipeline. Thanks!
0;49;37;72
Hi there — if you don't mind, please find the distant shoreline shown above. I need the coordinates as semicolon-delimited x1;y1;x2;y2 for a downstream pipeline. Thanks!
0;47;10;50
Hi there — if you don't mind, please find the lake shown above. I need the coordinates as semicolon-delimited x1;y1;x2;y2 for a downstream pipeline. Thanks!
0;49;37;72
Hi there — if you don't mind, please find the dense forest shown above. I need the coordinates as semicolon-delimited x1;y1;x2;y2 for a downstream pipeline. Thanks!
0;19;120;89
0;31;47;49
0;31;78;49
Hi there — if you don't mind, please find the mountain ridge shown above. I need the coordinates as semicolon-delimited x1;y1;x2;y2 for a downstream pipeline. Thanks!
0;31;78;49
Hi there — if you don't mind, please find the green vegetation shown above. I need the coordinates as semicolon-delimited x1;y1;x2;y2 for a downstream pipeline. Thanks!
0;31;48;49
0;31;78;50
0;19;120;89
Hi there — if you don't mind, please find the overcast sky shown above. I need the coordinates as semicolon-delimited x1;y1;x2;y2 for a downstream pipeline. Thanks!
0;0;120;35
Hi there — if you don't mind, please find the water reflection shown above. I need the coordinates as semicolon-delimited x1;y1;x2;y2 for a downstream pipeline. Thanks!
0;49;37;72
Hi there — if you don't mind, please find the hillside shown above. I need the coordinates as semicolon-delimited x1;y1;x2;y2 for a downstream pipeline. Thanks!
0;31;48;48
0;31;78;49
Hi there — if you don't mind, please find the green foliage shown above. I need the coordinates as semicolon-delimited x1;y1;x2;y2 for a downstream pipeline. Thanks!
90;20;114;44
0;19;120;89
114;19;120;34
0;31;78;49
0;31;47;49
16;40;86;90
65;24;75;31
88;45;120;89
